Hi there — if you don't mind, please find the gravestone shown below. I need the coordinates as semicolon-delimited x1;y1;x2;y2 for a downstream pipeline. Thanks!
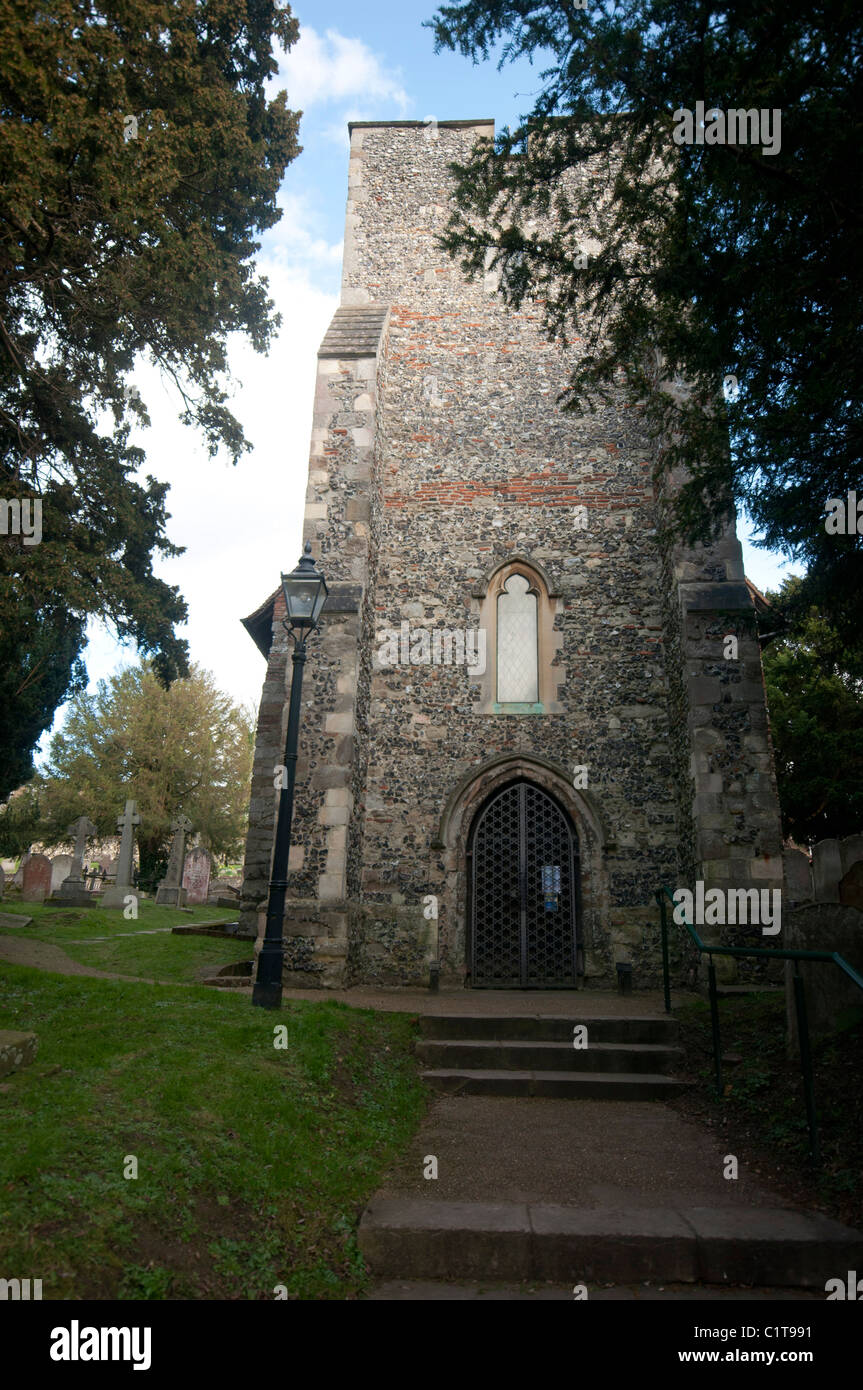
840;833;863;876
21;853;52;902
812;838;843;903
101;800;141;908
0;865;4;899
839;862;863;912
207;878;240;907
55;816;98;905
182;847;212;906
0;911;33;928
49;854;74;893
155;814;192;906
783;847;813;904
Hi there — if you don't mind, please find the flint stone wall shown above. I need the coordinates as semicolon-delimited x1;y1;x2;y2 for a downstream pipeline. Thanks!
240;120;783;990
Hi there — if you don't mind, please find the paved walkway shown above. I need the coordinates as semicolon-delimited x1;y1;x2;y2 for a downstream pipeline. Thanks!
280;985;682;1016
358;993;863;1297
376;1095;784;1208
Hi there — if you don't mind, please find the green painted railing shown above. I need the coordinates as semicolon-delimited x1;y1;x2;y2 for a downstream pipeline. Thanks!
655;884;863;1164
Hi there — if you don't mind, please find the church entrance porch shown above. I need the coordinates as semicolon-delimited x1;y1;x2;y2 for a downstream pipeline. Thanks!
468;780;581;989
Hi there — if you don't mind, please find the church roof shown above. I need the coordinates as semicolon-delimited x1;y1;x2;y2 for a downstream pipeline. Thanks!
745;577;771;613
241;581;364;660
241;589;279;659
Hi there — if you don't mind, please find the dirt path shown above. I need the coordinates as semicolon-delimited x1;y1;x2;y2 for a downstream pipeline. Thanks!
0;933;153;982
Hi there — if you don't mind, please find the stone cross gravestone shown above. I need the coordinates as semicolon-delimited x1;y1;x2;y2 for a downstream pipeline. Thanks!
182;847;212;906
101;800;141;908
155;814;193;906
21;853;52;902
56;816;98;905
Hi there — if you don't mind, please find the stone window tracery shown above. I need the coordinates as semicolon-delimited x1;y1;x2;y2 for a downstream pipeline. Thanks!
496;573;539;703
471;557;564;715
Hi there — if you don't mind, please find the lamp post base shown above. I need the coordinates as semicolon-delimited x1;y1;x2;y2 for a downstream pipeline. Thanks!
251;979;283;1010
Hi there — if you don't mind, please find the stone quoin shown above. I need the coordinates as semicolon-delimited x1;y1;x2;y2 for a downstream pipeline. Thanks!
239;120;784;991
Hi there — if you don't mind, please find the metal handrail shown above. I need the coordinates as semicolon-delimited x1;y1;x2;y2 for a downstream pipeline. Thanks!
655;883;863;1164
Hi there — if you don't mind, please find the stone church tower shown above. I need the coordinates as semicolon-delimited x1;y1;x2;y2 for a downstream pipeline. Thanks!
239;119;783;990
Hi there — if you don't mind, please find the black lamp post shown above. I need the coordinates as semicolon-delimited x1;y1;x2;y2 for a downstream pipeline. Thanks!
252;542;328;1009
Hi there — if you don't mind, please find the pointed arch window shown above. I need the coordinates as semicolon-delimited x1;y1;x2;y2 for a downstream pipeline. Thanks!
471;556;564;715
496;573;539;704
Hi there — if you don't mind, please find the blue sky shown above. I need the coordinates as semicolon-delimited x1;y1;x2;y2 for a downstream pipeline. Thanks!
40;2;794;750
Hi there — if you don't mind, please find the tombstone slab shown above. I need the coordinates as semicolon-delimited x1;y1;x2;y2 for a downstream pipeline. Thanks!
812;838;843;903
55;816;99;905
156;814;192;906
101;800;141;908
21;853;52;903
839;861;863;912
783;847;812;905
49;854;74;893
182;847;212;906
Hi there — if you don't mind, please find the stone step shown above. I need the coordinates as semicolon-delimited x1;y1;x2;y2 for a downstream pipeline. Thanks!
0;1030;38;1078
421;1069;686;1099
201;975;253;989
417;1040;683;1074
418;1014;678;1044
365;1279;822;1301
716;985;784;998
359;1198;863;1288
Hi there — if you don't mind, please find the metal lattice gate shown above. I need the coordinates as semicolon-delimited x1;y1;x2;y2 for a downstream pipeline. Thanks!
469;781;579;988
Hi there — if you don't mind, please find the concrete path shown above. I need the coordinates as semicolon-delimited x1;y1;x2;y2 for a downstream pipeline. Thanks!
280;985;681;1016
375;1096;782;1208
361;1004;863;1295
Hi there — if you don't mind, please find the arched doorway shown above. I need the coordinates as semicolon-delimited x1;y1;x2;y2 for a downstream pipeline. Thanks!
468;780;581;988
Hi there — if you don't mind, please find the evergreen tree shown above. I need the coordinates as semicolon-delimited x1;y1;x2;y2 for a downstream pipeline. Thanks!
762;578;863;841
0;662;255;887
0;0;302;794
428;0;863;648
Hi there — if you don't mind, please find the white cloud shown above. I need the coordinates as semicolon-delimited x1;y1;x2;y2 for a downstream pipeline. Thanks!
34;259;338;759
272;26;409;114
138;264;338;711
321;108;379;149
263;190;343;270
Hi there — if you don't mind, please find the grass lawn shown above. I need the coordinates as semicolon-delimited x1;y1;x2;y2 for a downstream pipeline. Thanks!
670;992;863;1229
0;961;426;1299
0;900;248;983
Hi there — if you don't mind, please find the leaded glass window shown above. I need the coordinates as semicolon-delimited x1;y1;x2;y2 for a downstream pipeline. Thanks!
497;573;539;703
